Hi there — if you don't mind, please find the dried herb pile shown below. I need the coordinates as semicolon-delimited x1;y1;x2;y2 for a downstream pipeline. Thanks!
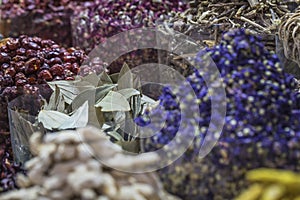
0;36;85;133
8;63;158;165
0;0;90;46
167;0;294;50
72;0;187;51
0;36;85;193
0;126;180;200
136;29;300;199
70;0;188;74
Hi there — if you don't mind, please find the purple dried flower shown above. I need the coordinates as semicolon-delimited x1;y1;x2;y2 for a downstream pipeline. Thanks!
136;29;300;199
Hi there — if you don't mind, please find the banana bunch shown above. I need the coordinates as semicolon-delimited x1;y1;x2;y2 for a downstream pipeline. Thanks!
235;168;300;200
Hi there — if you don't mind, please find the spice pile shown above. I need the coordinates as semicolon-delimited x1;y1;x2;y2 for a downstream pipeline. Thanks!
71;0;188;73
0;36;85;133
166;0;291;50
235;168;300;200
0;126;179;200
72;0;187;51
0;0;90;46
0;36;85;193
137;29;300;199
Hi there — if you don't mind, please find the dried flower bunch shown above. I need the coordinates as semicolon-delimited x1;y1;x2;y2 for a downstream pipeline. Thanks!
0;0;89;46
136;29;300;199
0;126;180;200
278;6;300;67
235;168;300;200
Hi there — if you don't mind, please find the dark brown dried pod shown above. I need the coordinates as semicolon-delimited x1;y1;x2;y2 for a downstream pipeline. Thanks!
0;0;90;46
0;36;86;193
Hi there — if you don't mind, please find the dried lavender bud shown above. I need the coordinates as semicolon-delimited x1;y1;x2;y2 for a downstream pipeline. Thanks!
137;29;300;199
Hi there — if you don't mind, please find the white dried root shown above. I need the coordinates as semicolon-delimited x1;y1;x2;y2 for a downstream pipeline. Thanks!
0;126;180;200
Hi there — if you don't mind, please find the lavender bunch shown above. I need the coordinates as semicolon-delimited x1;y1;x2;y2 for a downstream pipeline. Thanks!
137;29;300;199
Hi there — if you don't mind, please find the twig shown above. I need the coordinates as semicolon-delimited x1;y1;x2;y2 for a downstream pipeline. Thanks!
208;2;247;7
238;16;270;33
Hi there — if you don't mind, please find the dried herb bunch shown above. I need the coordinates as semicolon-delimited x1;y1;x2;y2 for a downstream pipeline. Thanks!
167;0;293;51
136;29;300;199
0;127;180;200
235;168;300;200
278;6;300;67
0;0;90;46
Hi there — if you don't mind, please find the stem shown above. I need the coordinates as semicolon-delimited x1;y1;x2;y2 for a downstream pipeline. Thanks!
238;16;270;33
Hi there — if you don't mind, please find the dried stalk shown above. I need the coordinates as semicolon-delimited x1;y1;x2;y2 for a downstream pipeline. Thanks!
278;10;300;65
